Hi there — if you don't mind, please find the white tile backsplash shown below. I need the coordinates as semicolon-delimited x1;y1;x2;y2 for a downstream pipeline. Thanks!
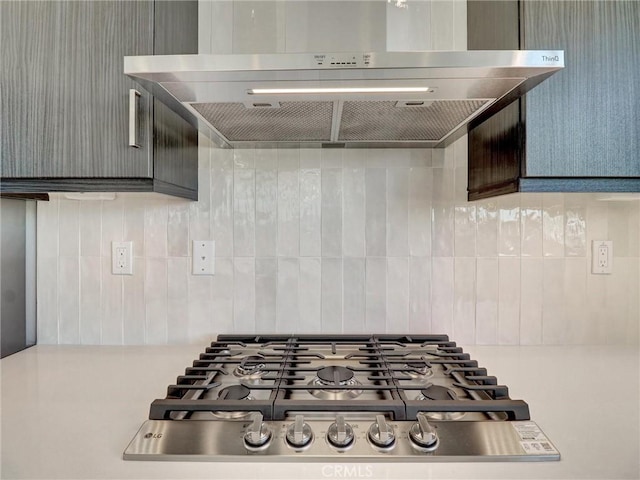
37;140;640;345
32;1;640;346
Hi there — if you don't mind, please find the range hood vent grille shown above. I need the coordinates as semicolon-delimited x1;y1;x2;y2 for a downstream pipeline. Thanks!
191;101;333;142
338;100;489;142
125;51;564;148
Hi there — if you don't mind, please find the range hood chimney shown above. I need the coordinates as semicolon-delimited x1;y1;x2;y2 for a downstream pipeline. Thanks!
125;50;563;149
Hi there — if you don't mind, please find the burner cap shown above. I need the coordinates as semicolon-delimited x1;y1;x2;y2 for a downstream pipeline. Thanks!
218;385;251;400
317;366;354;384
420;385;457;401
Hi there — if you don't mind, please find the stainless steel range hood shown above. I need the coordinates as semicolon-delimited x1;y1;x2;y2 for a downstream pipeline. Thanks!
124;50;563;148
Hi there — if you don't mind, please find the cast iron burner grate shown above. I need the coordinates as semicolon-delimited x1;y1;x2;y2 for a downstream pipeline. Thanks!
149;334;531;422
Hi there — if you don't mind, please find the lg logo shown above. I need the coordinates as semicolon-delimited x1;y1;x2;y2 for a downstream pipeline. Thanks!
143;432;163;439
321;465;373;478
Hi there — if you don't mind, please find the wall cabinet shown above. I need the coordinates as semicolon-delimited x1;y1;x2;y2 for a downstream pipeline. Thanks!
0;1;198;200
467;0;640;200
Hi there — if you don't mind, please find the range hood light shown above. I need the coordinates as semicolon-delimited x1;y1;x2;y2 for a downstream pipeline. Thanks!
247;87;431;95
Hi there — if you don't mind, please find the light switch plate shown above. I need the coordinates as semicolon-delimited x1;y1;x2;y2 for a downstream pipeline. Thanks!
112;241;133;275
591;240;613;274
193;240;215;275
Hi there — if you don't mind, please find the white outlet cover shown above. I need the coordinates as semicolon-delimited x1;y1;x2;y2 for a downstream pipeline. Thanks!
591;240;613;274
111;241;133;275
193;240;215;275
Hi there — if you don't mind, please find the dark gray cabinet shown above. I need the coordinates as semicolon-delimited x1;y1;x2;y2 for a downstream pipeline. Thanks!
467;0;640;200
0;1;198;200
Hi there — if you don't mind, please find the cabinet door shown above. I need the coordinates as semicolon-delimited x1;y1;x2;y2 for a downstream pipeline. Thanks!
523;0;640;177
1;1;153;178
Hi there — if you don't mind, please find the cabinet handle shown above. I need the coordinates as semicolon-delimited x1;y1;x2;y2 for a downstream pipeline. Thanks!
128;89;141;148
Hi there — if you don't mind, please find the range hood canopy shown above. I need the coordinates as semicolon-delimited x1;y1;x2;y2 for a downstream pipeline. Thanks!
124;50;563;148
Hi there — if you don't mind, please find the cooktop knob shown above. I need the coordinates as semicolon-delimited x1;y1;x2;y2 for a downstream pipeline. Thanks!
409;413;438;451
367;415;395;449
285;415;313;449
243;412;272;450
326;415;355;449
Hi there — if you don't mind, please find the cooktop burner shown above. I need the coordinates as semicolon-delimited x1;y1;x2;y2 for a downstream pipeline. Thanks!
125;334;560;462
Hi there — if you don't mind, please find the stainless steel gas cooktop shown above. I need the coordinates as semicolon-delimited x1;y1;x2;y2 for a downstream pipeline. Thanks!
124;334;559;462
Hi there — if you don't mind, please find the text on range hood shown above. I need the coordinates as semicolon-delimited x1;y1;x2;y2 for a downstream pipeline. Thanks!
124;50;563;148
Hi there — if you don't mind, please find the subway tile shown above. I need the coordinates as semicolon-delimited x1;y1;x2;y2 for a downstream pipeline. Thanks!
101;257;123;345
542;193;565;257
255;150;278;257
167;203;190;257
234;148;255;169
192;161;212;247
386;257;409;332
452;0;467;51
321;148;343;169
343;168;366;257
277;150;300;257
80;256;102;345
299;149;321;169
189;271;214;343
233;167;256;257
321;258;343;332
520;258;543;345
79;201;102;257
365;257;386;332
299;167;321;256
58;257;80;344
167;257;189;344
57;200;80;257
343;258;365;333
123;196;144;257
432;257;454;336
256;258;277;332
145;257;168;344
564;205;587;257
608;204;632;257
277;257;300;332
476;199;498;257
343;149;366;168
431;205;454;257
321;168;343;257
144;200;168;258
123;257;145;345
37;257;58;344
498;257;520;345
37;197;59;258
210;148;233;256
408;167;432;257
453;257;475;345
563;258;588;344
299;257;321;333
386;168;409;257
366;168;387;256
541;258;566;344
475;258;498;344
233;258;256;333
409;257;431;333
210;258;233;336
454;205;476;257
409;149;432;168
432;168;455;204
520;193;543;257
497;195;521;256
101;197;124;258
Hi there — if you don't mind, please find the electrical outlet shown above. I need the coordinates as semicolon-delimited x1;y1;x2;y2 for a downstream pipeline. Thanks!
112;241;133;275
591;240;613;274
192;240;215;275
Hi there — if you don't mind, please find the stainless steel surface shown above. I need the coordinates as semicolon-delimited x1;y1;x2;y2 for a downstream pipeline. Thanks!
124;419;560;462
128;89;141;148
327;415;355;449
124;50;564;148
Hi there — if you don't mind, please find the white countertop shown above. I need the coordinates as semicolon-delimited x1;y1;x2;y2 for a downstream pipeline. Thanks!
1;344;638;480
